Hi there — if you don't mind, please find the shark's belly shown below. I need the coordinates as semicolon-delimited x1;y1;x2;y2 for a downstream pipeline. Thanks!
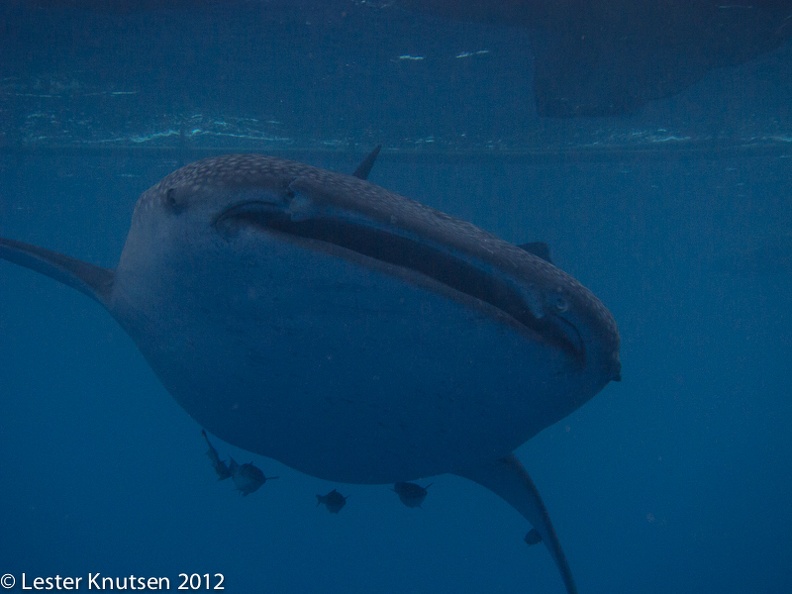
117;234;595;483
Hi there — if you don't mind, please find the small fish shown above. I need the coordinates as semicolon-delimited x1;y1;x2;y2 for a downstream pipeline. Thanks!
524;528;542;546
316;489;348;514
392;481;431;508
229;457;277;496
201;429;231;480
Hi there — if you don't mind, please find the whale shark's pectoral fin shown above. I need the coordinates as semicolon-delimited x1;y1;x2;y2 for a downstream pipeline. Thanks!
453;453;578;594
0;237;114;306
352;145;382;180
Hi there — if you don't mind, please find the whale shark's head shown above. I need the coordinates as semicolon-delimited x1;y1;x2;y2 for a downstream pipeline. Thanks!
120;154;620;399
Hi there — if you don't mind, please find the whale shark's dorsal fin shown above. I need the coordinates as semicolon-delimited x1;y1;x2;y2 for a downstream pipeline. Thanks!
0;237;114;306
453;454;578;594
352;145;382;180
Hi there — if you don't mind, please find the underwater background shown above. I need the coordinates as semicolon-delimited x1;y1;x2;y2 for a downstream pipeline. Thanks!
1;2;791;593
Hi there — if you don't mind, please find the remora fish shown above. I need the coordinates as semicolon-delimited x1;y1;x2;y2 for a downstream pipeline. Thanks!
0;152;620;594
393;481;431;508
228;457;276;496
316;489;348;514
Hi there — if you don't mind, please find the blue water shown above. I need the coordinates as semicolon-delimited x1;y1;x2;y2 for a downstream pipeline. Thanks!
1;3;792;594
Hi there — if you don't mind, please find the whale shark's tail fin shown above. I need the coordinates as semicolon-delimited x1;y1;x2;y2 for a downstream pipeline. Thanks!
0;237;114;306
454;453;578;594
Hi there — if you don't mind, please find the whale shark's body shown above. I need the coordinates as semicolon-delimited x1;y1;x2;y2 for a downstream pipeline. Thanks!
0;153;620;594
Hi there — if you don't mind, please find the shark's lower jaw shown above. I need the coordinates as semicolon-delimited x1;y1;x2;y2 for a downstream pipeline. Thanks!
214;200;585;366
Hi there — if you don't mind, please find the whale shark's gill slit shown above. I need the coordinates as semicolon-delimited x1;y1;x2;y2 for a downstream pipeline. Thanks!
225;209;583;362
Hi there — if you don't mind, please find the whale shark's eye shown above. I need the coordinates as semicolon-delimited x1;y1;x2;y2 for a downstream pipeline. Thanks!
164;188;186;214
551;293;569;313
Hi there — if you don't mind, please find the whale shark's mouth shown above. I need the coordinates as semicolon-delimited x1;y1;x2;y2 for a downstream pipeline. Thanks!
214;200;585;365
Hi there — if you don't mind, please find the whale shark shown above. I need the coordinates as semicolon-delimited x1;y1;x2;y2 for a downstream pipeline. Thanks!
0;152;620;594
